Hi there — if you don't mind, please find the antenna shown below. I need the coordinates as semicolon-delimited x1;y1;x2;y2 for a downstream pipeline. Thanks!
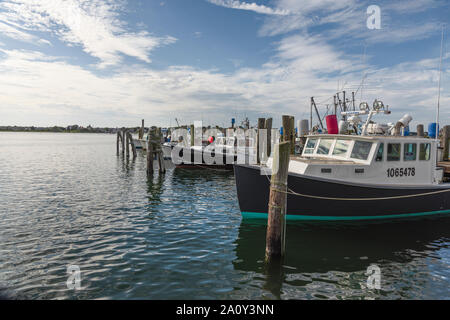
361;44;367;102
436;25;445;141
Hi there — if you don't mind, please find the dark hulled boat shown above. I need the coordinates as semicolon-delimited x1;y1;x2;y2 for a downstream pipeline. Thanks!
234;108;450;221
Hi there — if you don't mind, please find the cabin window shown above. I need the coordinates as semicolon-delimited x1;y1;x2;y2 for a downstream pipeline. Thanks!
404;143;417;161
387;143;401;161
350;141;373;160
303;138;318;154
375;143;384;161
419;143;431;161
332;139;350;157
316;139;334;155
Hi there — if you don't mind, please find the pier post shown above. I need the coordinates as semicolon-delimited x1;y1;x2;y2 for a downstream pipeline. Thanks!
156;127;165;173
127;132;137;158
265;141;290;262
265;118;272;158
257;118;266;164
147;128;154;176
290;116;295;154
117;131;122;156
121;129;126;155
442;125;450;161
417;124;424;137
125;129;130;158
190;124;195;147
282;115;295;154
139;119;144;139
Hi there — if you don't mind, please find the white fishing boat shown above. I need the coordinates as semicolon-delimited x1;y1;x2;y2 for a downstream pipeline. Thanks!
162;135;238;168
234;100;450;221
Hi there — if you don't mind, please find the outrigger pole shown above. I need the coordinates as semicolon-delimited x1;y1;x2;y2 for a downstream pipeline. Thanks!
311;97;324;131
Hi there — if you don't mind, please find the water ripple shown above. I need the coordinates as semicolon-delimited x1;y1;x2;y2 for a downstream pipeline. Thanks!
0;133;449;299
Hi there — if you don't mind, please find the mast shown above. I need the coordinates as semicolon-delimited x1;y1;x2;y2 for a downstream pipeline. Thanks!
436;25;445;141
361;45;367;102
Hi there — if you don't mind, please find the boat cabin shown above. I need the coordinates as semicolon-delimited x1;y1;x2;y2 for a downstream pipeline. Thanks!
281;134;444;186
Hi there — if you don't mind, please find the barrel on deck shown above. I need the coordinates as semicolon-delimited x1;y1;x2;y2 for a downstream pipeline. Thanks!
326;115;338;134
428;123;439;138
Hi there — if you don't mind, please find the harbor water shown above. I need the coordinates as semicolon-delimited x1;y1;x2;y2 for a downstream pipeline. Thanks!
0;132;449;299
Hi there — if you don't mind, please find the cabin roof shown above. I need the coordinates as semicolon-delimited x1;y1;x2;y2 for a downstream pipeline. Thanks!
305;134;435;143
291;156;357;164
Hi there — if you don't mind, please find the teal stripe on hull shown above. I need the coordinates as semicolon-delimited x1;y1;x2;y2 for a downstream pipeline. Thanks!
241;209;450;221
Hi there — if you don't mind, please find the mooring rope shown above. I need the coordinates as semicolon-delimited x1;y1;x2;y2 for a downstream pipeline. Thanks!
262;168;450;201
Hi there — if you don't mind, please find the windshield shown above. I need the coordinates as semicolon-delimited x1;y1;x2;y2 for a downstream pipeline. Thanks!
303;138;317;154
350;141;373;160
332;140;350;157
316;139;334;155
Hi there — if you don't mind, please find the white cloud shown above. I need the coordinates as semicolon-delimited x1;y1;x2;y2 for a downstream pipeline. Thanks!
0;1;447;127
259;0;445;45
1;33;447;127
0;21;35;42
207;0;290;16
0;0;176;66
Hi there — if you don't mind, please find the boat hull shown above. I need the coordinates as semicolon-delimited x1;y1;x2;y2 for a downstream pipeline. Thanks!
234;164;450;221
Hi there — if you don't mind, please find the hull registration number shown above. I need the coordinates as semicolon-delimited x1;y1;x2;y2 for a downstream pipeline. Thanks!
387;167;415;177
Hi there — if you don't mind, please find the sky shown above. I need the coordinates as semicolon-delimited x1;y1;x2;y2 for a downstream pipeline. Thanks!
0;0;449;128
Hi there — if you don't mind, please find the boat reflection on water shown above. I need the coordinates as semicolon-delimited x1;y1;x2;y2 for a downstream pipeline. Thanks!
233;218;450;299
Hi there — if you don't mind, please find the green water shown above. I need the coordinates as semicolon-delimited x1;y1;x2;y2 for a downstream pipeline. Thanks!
0;132;449;299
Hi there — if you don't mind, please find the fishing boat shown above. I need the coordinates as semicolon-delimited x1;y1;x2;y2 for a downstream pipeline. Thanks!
162;135;238;168
234;101;450;221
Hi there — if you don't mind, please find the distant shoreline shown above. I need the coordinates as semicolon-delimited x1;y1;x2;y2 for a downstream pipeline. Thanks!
0;126;140;134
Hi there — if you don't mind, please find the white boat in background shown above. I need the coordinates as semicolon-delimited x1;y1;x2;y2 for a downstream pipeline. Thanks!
133;138;147;150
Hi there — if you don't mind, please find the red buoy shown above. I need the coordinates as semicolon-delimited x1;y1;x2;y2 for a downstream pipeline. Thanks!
326;115;339;134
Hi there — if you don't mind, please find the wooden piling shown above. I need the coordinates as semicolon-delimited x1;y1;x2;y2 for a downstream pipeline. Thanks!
442;125;450;161
265;118;273;158
147;130;154;176
121;129;126;155
190;124;195;147
127;132;137;158
289;116;295;154
156;127;165;173
147;126;165;175
265;141;290;262
417;124;424;137
125;129;130;158
257;118;266;164
282;115;295;155
139;119;144;139
117;130;123;156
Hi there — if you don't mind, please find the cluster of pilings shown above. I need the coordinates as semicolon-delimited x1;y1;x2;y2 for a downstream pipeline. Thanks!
116;129;137;158
146;126;165;175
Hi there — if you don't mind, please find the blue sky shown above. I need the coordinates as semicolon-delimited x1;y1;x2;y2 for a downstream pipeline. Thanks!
0;0;449;128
